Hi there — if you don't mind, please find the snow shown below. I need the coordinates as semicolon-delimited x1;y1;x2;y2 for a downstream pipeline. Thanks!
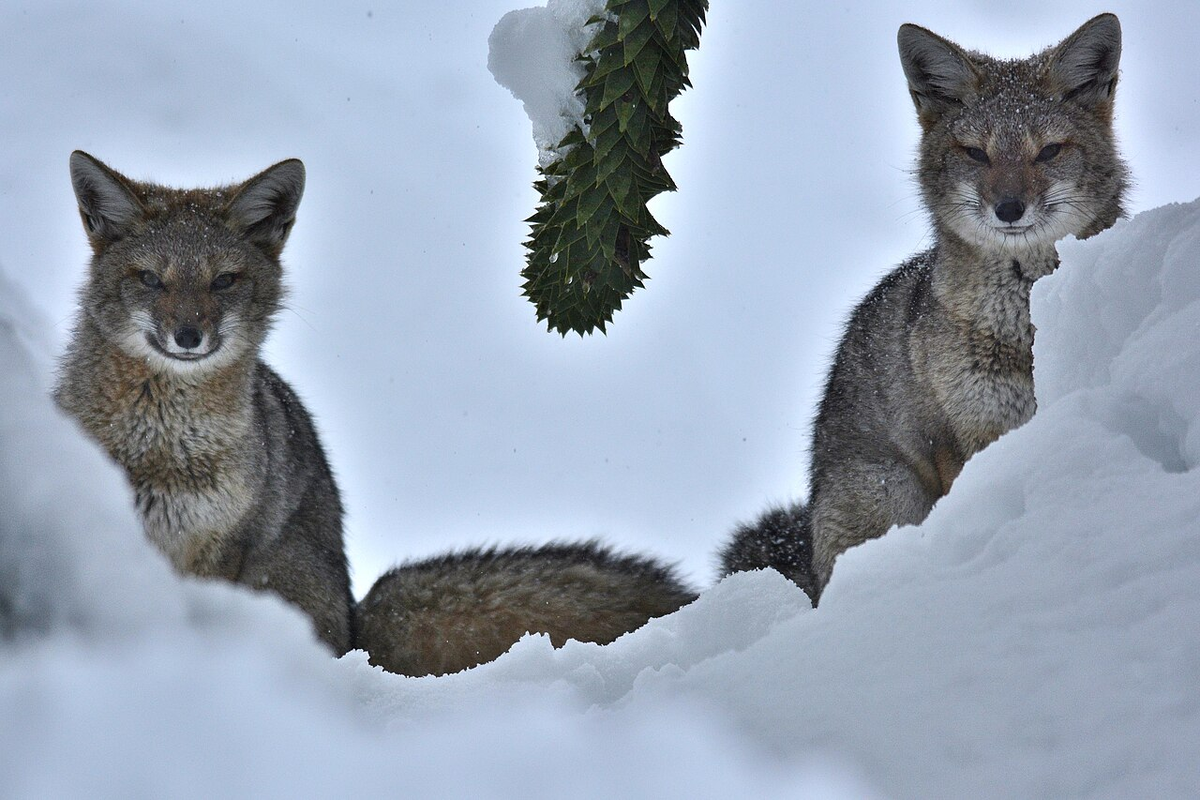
488;0;608;167
4;2;1200;797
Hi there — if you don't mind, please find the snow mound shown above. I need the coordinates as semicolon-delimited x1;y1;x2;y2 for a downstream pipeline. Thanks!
487;0;607;167
4;199;1200;796
0;269;167;639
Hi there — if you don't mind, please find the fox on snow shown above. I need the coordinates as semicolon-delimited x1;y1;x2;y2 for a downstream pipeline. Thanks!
721;15;1129;600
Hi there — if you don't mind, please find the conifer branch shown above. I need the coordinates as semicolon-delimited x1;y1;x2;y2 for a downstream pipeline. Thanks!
521;0;707;335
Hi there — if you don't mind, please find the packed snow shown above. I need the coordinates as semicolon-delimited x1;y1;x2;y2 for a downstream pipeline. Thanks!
4;1;1200;797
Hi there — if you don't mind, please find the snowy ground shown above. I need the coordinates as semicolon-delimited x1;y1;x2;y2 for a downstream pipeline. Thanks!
3;2;1200;797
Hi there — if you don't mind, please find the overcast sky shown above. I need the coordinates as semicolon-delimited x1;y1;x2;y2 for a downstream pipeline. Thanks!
2;1;1198;594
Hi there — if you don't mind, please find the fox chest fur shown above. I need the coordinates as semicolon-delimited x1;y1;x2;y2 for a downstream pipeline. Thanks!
911;246;1051;465
58;325;261;574
816;244;1048;503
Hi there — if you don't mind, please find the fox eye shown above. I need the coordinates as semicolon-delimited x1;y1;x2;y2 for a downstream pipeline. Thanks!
137;270;164;289
963;146;991;165
210;273;238;291
1035;143;1063;163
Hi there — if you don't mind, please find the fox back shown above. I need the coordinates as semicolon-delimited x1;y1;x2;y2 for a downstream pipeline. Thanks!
55;152;353;653
722;15;1128;600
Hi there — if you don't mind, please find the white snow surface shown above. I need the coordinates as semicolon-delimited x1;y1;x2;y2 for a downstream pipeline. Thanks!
5;198;1200;796
488;0;607;167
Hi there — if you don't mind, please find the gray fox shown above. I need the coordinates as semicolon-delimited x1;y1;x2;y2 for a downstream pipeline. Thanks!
720;14;1128;602
56;153;693;666
56;152;355;652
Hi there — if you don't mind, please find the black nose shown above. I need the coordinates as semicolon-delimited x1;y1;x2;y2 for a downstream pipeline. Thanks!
174;325;203;349
994;198;1026;223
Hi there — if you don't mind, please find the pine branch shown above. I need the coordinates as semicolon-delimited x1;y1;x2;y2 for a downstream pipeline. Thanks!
521;0;707;336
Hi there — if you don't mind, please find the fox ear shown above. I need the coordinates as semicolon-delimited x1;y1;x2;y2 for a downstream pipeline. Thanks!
1046;13;1121;111
898;24;980;129
69;151;144;245
225;159;305;255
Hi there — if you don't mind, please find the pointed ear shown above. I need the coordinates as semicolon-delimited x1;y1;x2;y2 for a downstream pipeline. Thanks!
898;24;981;129
1045;14;1121;110
69;151;145;245
225;159;305;254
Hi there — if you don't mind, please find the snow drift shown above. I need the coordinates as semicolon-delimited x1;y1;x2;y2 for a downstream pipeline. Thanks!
3;199;1200;797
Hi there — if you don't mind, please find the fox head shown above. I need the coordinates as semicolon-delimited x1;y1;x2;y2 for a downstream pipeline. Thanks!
69;152;304;377
898;14;1128;252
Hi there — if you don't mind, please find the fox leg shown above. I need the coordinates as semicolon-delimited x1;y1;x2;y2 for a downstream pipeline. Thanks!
238;532;355;656
809;458;937;597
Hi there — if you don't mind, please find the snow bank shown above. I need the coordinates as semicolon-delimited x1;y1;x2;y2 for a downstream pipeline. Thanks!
4;198;1200;797
0;269;165;639
488;0;607;167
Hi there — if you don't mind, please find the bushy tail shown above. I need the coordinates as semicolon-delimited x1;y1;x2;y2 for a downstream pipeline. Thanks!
355;541;695;676
718;502;818;605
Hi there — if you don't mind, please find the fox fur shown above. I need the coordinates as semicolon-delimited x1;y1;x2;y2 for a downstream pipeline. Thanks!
357;542;695;676
720;14;1129;602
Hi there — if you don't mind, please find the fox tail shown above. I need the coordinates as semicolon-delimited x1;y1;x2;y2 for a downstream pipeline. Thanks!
718;502;818;605
355;540;695;676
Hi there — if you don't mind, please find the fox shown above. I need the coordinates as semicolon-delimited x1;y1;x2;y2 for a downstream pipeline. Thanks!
56;152;693;667
720;14;1128;603
55;151;355;653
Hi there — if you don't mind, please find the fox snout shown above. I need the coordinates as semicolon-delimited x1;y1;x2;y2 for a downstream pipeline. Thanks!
126;289;243;372
143;310;222;363
174;325;203;350
162;321;214;359
993;197;1026;224
978;159;1041;229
